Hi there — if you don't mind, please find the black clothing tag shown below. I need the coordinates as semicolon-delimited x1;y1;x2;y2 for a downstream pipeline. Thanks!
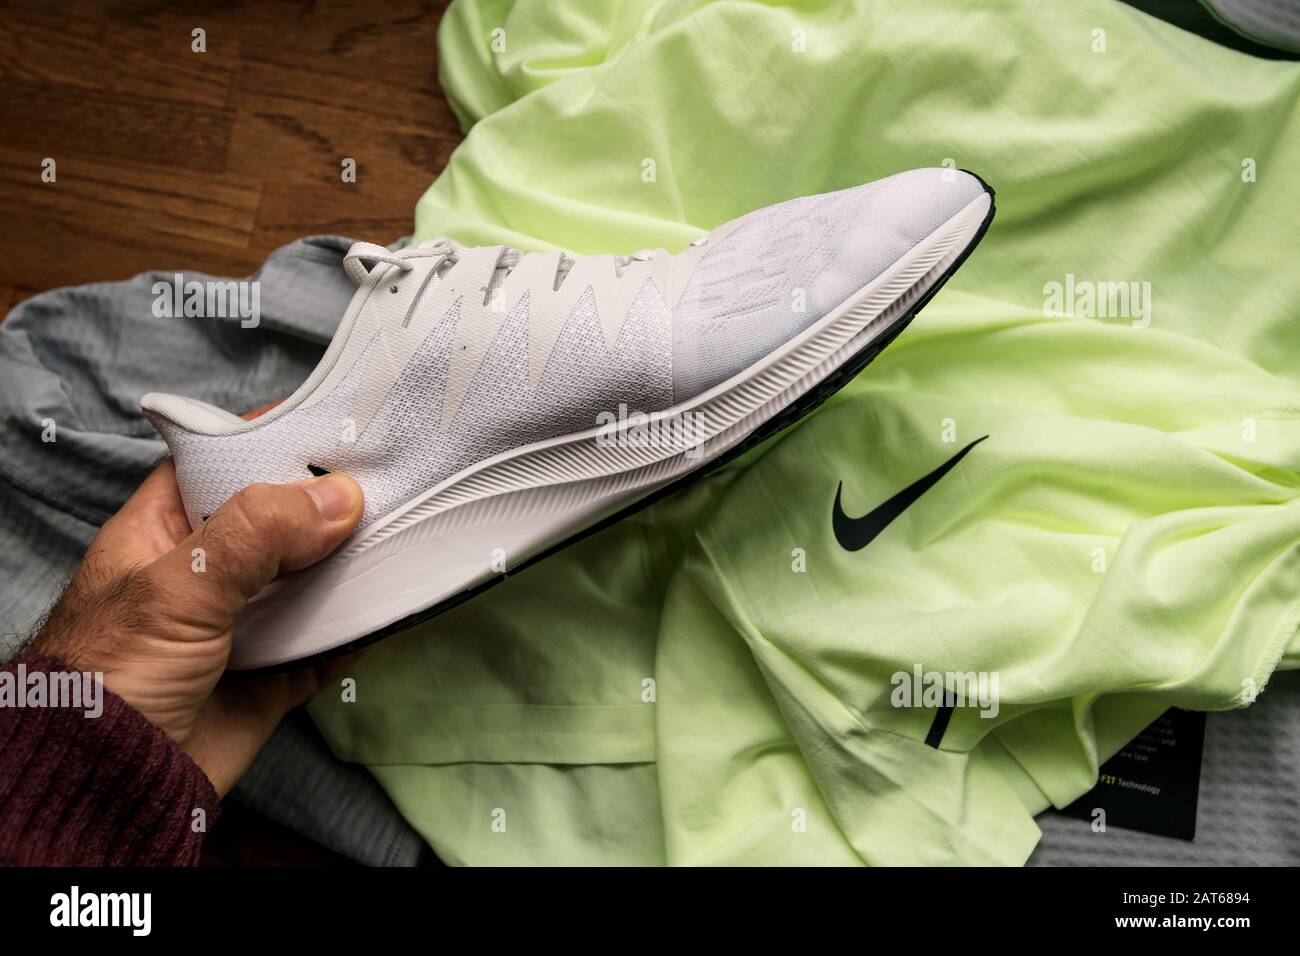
1060;708;1205;841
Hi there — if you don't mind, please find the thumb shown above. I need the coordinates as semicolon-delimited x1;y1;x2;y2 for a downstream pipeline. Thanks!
150;474;364;626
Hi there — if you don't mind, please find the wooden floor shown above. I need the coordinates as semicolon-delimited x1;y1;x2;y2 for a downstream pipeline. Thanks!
0;0;460;312
0;0;462;866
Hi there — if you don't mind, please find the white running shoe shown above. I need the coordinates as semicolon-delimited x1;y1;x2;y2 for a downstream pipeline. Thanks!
142;167;995;668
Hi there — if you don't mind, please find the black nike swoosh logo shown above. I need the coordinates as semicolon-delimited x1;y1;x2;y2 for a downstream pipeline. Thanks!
832;436;988;552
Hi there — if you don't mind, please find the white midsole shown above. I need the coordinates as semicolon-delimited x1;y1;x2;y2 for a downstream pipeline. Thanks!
230;191;992;668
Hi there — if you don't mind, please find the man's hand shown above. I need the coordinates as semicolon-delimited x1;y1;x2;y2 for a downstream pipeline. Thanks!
31;458;364;796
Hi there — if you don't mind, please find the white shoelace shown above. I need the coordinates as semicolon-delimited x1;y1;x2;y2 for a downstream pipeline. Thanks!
344;236;708;289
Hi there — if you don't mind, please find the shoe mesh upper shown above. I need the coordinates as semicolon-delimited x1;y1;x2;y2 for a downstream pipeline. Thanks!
161;279;673;529
671;168;983;399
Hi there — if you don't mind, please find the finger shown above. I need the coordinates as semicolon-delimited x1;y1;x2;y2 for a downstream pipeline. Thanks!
183;646;370;796
118;458;186;523
88;459;193;572
147;473;364;625
182;671;295;797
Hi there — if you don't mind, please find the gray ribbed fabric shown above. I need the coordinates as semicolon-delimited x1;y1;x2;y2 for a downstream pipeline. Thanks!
0;236;428;867
1031;670;1300;865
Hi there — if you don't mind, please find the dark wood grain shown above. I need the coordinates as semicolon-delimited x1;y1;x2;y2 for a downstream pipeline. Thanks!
0;0;460;298
0;9;237;107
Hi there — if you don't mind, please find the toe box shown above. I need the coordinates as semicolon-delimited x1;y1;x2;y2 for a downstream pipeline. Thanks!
672;168;988;401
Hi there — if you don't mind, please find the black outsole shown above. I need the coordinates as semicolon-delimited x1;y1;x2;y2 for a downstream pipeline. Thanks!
263;174;998;672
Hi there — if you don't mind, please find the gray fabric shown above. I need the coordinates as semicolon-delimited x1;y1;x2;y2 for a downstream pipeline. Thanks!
1202;0;1300;54
1030;669;1300;866
0;236;428;867
238;710;431;867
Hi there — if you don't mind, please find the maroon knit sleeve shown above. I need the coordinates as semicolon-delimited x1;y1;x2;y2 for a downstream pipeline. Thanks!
0;653;221;866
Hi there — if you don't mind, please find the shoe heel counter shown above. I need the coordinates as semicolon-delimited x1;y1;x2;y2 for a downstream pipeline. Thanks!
139;408;204;529
141;406;290;530
143;396;355;530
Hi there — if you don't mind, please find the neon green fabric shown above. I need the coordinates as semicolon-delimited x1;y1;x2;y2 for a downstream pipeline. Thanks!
309;0;1300;865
